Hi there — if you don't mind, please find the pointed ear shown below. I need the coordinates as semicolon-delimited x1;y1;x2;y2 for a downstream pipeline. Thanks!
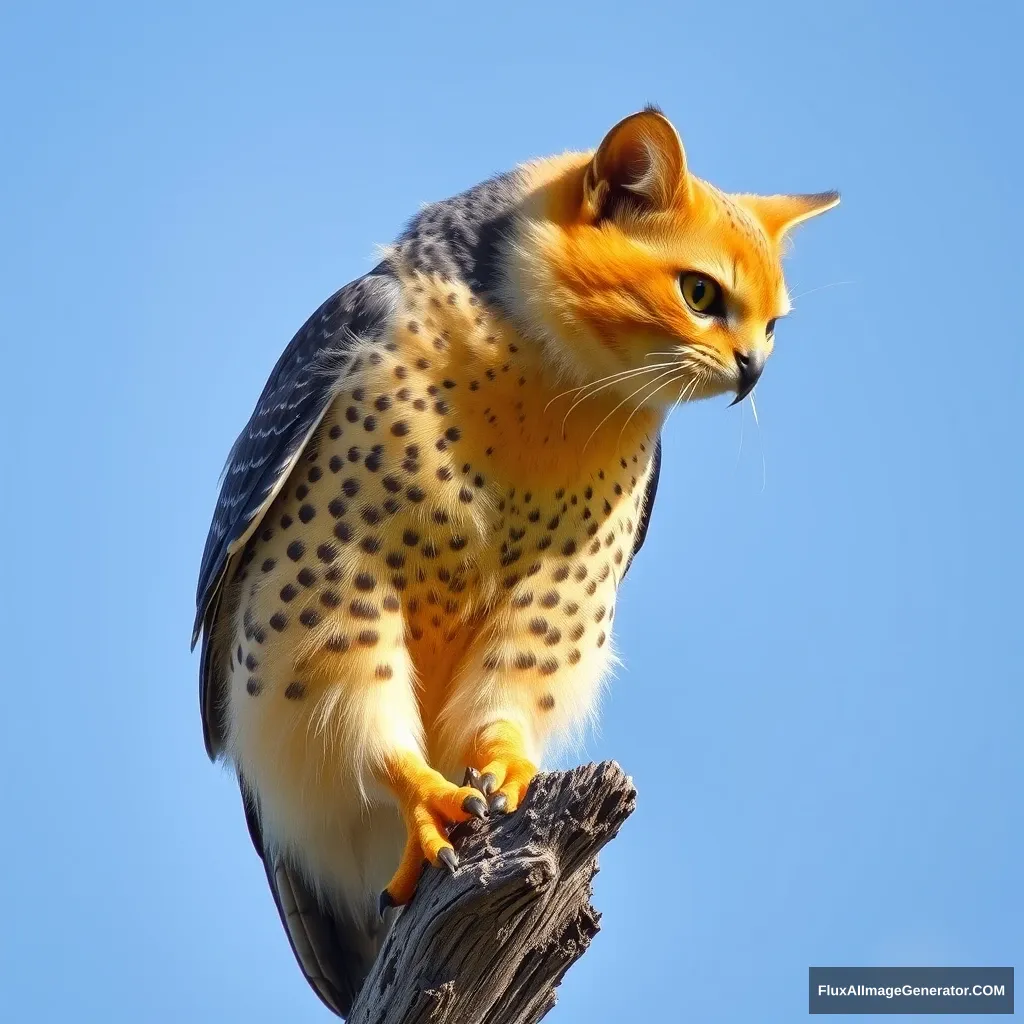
583;107;688;219
741;191;841;240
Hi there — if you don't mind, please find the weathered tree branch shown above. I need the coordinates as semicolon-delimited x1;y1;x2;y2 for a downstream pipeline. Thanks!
349;761;637;1024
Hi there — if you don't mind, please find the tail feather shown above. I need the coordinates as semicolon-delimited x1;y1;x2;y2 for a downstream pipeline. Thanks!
265;857;381;1018
240;781;390;1018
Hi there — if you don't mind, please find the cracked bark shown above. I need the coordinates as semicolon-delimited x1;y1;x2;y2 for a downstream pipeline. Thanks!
348;761;637;1024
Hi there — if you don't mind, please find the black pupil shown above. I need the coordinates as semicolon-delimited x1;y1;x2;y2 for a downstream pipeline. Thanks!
692;280;706;303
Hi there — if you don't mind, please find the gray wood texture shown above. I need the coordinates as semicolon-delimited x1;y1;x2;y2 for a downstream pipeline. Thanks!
348;761;637;1023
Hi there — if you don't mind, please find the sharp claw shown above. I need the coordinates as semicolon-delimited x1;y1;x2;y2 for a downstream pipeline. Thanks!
462;793;488;819
488;792;508;814
462;766;482;789
378;889;396;917
479;772;497;796
437;846;458;873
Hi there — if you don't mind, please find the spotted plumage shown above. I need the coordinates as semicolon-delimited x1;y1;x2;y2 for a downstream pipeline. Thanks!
194;106;838;1017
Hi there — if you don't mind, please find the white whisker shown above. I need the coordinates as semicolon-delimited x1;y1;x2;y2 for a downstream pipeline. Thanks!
664;373;702;433
560;363;676;438
736;396;745;466
543;362;676;414
581;367;684;454
789;280;856;303
619;372;690;444
748;391;766;493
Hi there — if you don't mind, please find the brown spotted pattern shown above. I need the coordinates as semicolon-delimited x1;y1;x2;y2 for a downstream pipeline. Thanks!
225;273;656;796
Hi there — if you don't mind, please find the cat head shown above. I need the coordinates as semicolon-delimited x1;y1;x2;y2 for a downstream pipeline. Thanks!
506;106;839;409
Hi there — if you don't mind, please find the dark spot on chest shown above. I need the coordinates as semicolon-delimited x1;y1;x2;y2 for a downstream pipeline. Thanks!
350;599;379;620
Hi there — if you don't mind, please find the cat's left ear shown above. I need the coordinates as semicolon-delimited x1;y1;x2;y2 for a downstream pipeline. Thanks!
741;191;841;240
584;107;689;219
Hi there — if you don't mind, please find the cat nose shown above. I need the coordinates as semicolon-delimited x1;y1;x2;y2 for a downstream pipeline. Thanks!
730;348;765;405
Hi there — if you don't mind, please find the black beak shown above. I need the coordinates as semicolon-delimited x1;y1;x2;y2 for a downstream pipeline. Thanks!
729;349;766;406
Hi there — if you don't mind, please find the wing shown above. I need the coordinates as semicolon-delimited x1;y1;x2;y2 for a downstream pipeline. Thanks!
193;262;399;758
623;433;662;578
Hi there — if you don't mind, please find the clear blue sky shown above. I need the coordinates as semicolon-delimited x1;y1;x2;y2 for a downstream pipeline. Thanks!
2;2;1020;1021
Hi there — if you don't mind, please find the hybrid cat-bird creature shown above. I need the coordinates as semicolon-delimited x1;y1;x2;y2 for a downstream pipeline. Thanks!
193;107;838;1016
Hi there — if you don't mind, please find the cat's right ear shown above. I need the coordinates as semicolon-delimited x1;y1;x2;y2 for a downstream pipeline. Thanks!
584;107;689;220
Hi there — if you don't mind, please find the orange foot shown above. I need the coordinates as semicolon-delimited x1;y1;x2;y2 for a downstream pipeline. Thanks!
379;752;488;912
466;721;538;815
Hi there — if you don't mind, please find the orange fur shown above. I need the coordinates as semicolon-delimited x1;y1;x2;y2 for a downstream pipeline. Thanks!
504;109;839;403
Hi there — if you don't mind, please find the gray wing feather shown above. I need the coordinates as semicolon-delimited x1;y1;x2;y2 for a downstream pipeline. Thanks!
194;263;398;757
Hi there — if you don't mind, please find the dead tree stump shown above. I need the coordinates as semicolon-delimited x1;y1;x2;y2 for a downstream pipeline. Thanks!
348;760;637;1024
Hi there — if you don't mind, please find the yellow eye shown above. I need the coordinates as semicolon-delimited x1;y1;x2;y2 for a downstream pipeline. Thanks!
680;273;723;316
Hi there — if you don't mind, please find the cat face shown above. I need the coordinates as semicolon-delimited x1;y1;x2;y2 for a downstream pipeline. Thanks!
509;108;839;409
